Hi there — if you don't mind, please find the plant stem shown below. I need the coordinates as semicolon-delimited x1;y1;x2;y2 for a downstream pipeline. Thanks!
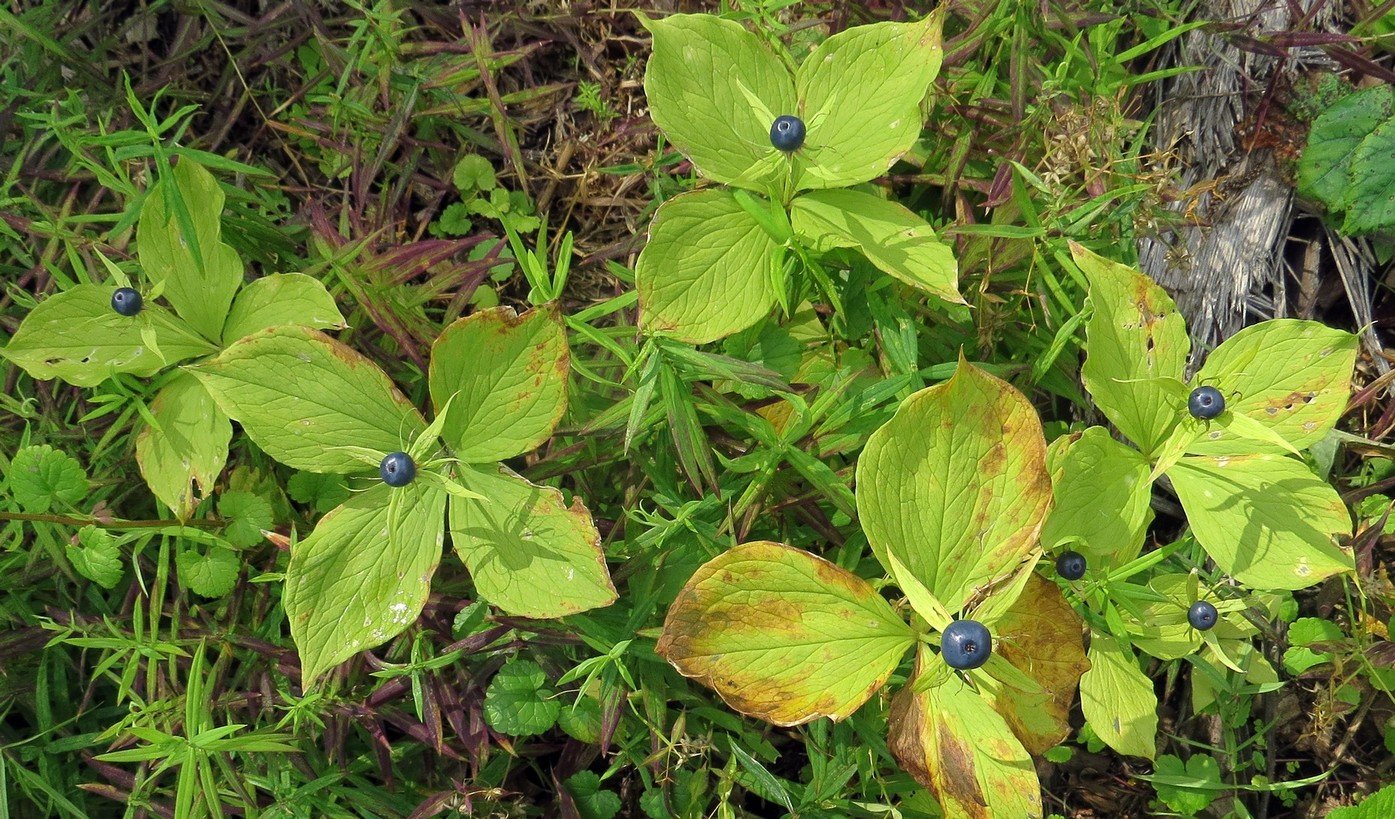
0;511;220;530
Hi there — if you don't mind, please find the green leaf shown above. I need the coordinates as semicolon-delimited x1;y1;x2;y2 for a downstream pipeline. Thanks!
888;659;1042;818
286;471;350;514
176;545;240;598
218;490;274;548
640;13;796;190
793;11;944;189
483;659;560;736
137;159;244;341
1080;635;1157;759
448;465;616;618
1;285;216;387
657;541;915;726
68;526;123;589
8;444;87;512
1073;242;1189;456
1329;782;1395;818
636;190;780;344
979;575;1090;755
1297;86;1392;209
1189;319;1358;454
135;372;231;519
428;305;568;462
1040;427;1154;565
557;696;602;744
856;360;1052;612
285;481;447;689
1343;116;1395;235
1283;616;1344;674
452;154;497;192
190;326;426;474
1152;754;1220;817
566;772;622;819
221;273;346;344
1168;454;1353;590
790;189;960;303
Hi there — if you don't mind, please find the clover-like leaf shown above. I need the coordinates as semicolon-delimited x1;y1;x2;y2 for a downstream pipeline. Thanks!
449;465;616;619
640;13;796;190
135;372;231;519
1040;426;1154;565
284;481;447;689
428;305;568;462
1168;454;1353;590
856;359;1051;613
888;655;1043;818
8;444;87;513
566;771;622;819
286;471;350;514
1073;242;1190;456
68;526;123;589
793;11;944;190
658;541;915;726
483;658;561;736
1080;635;1157;759
190;325;427;474
1298;85;1393;209
1188;319;1357;455
176;545;240;599
2;285;217;388
218;490;274;549
221;273;347;344
137;158;245;341
637;189;781;344
790;188;960;303
978;574;1090;755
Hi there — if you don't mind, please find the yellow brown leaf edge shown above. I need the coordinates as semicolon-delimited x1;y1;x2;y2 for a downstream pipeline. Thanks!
655;361;1089;816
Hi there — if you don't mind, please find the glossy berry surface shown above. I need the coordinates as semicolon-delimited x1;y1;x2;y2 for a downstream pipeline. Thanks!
940;619;992;670
1056;550;1087;581
379;451;416;487
111;287;143;316
769;115;806;152
1188;600;1218;631
1188;385;1225;419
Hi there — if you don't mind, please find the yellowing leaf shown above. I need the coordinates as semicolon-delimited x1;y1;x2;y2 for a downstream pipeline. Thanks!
2;285;216;387
790;189;960;303
657;541;914;726
190;326;426;474
979;575;1089;754
794;12;945;190
1080;635;1157;759
136;372;231;519
449;465;616;619
637;190;780;344
1190;319;1358;454
641;14;796;190
429;305;569;463
856;360;1051;612
888;656;1042;819
1168;454;1353;590
285;481;447;689
221;273;347;344
1073;242;1189;456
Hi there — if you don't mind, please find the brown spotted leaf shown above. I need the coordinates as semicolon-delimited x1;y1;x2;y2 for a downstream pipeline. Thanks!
856;359;1052;614
657;541;915;726
888;652;1042;818
1073;242;1190;457
429;304;569;463
1189;319;1358;454
979;574;1090;754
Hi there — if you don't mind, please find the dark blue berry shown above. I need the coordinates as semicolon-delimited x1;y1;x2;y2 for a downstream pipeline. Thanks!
1056;550;1087;581
1188;386;1225;420
379;451;416;487
1188;600;1218;631
940;619;992;670
111;287;143;316
770;115;806;152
